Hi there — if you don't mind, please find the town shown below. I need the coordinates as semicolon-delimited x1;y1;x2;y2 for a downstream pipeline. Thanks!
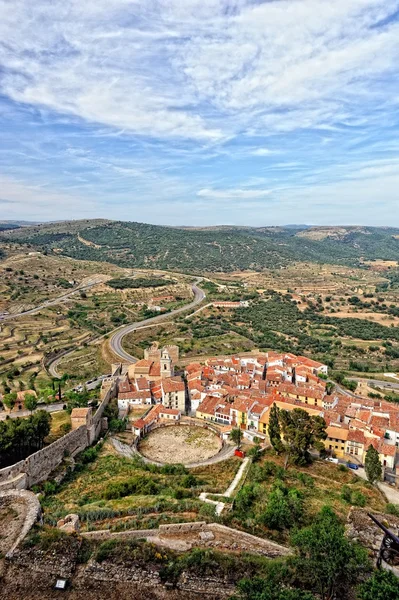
113;342;399;484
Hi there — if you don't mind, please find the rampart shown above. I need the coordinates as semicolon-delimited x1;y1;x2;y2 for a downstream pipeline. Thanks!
82;521;291;558
0;383;115;491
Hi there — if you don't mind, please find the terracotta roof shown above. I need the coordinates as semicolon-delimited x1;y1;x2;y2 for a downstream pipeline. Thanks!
326;425;349;441
160;408;180;416
136;377;150;390
134;359;153;368
162;377;185;393
71;408;91;418
347;430;366;444
118;379;131;393
378;442;397;457
149;362;161;377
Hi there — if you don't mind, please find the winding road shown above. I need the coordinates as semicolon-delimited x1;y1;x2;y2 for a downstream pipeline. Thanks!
109;280;206;363
0;276;107;322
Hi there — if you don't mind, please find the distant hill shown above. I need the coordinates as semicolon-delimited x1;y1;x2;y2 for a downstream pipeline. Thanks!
2;220;399;272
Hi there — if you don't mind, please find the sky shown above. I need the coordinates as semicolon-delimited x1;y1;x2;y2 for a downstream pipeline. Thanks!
1;0;399;226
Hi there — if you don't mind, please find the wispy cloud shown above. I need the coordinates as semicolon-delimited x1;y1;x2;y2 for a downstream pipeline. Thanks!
197;187;273;200
0;1;399;224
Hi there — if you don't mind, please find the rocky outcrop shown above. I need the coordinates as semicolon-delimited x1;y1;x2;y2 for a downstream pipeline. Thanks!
346;508;399;561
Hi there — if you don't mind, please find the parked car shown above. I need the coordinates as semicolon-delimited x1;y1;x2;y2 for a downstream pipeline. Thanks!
347;462;359;470
234;449;245;459
325;457;339;464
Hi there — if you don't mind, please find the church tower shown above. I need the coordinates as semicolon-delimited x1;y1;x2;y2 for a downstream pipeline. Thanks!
160;349;173;378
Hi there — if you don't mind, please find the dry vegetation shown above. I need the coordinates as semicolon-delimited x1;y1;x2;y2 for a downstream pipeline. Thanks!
40;440;241;532
139;426;222;465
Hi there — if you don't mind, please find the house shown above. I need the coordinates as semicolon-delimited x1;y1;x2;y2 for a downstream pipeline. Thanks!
345;430;366;462
71;407;93;430
159;408;181;421
161;376;186;411
324;425;349;458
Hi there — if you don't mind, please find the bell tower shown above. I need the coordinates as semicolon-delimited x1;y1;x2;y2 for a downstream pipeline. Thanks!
160;349;173;378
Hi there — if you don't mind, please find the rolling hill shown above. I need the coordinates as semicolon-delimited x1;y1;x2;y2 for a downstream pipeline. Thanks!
1;220;399;272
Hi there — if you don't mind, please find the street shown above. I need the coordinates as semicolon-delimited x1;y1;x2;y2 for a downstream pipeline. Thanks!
0;402;64;421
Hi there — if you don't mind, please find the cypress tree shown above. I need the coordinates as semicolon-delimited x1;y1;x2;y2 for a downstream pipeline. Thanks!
268;403;284;454
365;444;382;484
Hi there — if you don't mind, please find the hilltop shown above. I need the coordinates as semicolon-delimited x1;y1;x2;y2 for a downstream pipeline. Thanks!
2;220;399;273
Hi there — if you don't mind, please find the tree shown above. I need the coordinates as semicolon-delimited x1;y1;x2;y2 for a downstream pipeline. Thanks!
3;392;17;411
364;444;382;484
291;506;369;600
357;569;399;600
262;482;304;531
279;408;327;465
268;403;284;454
24;393;38;414
230;427;242;446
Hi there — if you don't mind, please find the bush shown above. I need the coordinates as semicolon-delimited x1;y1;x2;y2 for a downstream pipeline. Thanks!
341;485;352;503
351;490;366;507
181;474;198;488
385;503;399;517
103;476;160;499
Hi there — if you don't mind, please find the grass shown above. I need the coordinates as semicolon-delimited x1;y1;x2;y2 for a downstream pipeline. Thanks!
40;440;241;530
45;410;71;444
226;449;386;542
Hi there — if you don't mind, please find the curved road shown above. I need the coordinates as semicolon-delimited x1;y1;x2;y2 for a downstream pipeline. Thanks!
109;280;206;363
0;276;106;322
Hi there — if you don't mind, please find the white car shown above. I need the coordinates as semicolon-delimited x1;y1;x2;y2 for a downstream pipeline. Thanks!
325;457;339;464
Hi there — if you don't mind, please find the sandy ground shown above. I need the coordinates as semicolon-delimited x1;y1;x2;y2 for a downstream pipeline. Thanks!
331;311;399;325
139;426;221;464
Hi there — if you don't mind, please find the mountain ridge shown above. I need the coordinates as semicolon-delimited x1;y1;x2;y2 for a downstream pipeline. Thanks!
2;220;399;273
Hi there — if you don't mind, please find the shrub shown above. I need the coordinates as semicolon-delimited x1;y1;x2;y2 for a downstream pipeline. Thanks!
341;485;352;503
385;503;399;517
351;490;366;507
103;476;160;499
181;473;198;488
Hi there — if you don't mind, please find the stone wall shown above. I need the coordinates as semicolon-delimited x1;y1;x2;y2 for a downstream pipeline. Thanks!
0;383;115;492
0;489;42;557
82;521;291;558
24;425;88;487
0;460;26;484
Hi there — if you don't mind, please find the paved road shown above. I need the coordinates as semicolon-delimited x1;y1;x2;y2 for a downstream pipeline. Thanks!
0;402;64;421
349;377;399;392
0;276;106;322
354;465;399;504
109;280;206;363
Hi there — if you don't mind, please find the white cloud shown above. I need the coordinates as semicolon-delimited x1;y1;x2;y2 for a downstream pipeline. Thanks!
197;187;272;199
1;1;399;225
250;148;279;156
0;0;398;141
0;175;97;220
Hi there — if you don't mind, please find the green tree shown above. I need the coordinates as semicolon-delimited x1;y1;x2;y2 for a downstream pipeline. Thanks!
364;444;382;484
291;506;369;600
230;427;242;446
3;392;17;411
268;403;284;454
262;482;304;531
279;408;327;465
357;569;399;600
24;393;38;414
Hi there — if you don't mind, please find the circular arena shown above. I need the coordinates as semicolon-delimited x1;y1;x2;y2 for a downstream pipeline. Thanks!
138;425;223;466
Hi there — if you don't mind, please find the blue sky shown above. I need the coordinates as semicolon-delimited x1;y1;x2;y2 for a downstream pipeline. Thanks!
1;0;399;226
